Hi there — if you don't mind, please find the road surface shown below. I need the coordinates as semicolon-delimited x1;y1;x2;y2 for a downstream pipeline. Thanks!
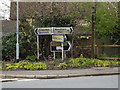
2;75;119;88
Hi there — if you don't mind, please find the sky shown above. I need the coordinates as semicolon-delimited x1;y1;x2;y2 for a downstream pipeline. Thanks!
0;0;11;20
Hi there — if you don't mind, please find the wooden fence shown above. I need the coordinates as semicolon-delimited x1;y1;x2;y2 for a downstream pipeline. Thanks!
96;45;120;60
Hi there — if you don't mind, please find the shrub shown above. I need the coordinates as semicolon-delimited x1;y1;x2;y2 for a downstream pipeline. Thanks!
23;62;47;70
102;61;110;67
5;61;47;70
69;57;91;68
110;61;119;67
58;62;67;69
2;33;16;60
93;59;104;67
69;57;113;68
5;64;19;70
69;58;81;68
33;62;47;70
26;56;36;62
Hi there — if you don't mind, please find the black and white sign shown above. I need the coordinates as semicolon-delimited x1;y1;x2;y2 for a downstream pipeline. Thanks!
50;41;71;52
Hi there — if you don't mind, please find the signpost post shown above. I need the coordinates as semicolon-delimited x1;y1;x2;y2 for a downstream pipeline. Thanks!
53;52;56;60
62;42;64;61
37;35;39;60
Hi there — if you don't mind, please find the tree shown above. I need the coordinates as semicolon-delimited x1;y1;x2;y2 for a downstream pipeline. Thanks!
95;2;119;44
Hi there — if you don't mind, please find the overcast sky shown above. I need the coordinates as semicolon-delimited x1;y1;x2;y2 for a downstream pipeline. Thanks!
0;0;11;20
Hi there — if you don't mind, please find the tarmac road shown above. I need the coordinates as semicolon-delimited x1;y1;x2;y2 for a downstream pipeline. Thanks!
2;75;119;88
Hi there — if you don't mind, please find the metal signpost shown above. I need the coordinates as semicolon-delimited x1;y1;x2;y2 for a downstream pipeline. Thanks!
34;27;73;60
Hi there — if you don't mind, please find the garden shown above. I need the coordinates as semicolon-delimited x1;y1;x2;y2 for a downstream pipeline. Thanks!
2;55;120;71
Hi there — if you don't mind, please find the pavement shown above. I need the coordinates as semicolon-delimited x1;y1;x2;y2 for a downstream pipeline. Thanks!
0;67;120;79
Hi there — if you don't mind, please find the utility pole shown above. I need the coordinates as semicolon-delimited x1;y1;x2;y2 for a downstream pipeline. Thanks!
91;2;97;59
16;0;19;61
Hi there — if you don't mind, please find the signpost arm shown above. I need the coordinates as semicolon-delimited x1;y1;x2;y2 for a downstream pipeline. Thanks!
37;35;39;60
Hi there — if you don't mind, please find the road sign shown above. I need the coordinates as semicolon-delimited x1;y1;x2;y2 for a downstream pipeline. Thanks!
50;41;71;52
54;27;73;34
34;27;73;35
34;27;53;35
52;35;66;42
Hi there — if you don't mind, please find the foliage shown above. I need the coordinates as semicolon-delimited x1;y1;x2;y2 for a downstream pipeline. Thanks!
24;62;47;70
5;61;47;70
69;57;119;68
5;63;19;70
58;62;68;69
4;58;120;70
69;58;81;68
2;23;37;61
110;61;119;67
69;54;92;68
26;56;36;62
92;59;104;67
95;3;119;42
2;33;16;60
100;53;108;57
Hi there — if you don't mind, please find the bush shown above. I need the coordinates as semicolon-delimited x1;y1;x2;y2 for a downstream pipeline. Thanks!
58;62;67;69
92;59;103;67
2;33;16;60
69;57;91;68
68;57;116;68
26;56;36;62
5;61;47;70
5;64;19;70
2;27;37;61
69;58;81;68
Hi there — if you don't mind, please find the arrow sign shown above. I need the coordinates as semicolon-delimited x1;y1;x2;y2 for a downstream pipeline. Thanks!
54;27;73;34
34;27;53;35
50;41;71;52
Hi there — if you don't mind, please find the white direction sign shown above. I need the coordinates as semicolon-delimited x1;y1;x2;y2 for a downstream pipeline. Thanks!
34;27;53;35
54;27;73;34
34;27;73;35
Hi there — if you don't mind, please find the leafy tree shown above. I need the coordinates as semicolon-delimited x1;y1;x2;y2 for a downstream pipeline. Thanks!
95;2;119;44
